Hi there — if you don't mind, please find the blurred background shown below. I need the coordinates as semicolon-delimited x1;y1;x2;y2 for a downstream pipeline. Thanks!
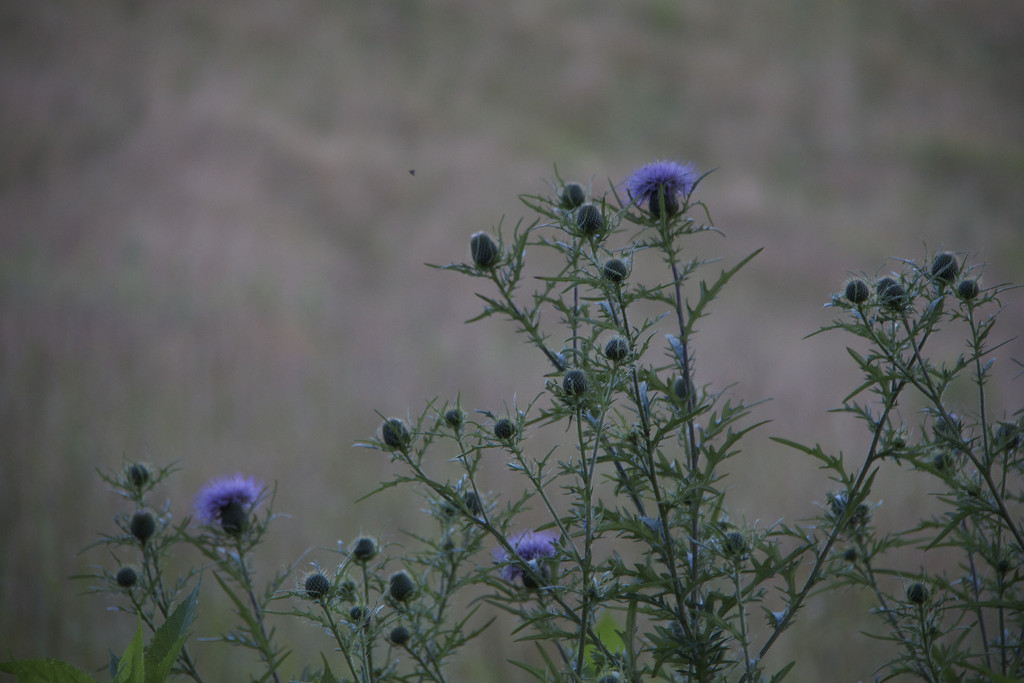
2;0;1022;679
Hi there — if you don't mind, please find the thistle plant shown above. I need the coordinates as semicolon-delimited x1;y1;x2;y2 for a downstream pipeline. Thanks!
4;161;1021;683
777;252;1024;681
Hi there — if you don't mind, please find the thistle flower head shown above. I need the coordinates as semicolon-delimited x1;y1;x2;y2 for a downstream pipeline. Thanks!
194;473;264;535
623;160;698;217
494;530;558;587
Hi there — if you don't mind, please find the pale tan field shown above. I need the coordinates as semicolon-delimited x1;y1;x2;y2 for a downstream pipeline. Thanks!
2;1;1023;680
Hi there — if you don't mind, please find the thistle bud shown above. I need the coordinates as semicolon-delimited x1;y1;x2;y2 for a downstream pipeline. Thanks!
462;491;483;516
304;572;331;600
875;277;906;310
576;203;604;237
906;582;929;605
956;278;980;300
116;567;138;588
352;536;378;562
562;369;589;397
844;279;870;304
560;183;585;209
470;232;500;268
127;463;150;489
130;511;156;544
494;418;516;441
722;532;747;559
388;570;416;602
930;252;960;284
389;625;411;646
672;377;690;402
443;408;464;430
604;337;629;362
381;418;412;450
602;258;628;283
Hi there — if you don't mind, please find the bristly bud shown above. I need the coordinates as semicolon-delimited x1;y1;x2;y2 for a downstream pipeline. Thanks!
348;606;368;627
130;511;156;544
604;337;629;362
722;532;747;559
875;277;906;310
470;232;500;268
462;491;483;516
493;418;516;441
389;625;411;646
602;258;629;283
388;570;416;602
906;582;929;605
381;418;412;450
562;369;589;397
827;491;871;530
576;203;604;236
930;252;960;284
932;412;962;443
304;572;331;600
560;183;585;209
127;463;150;489
116;567;138;588
672;377;690;402
844;279;870;304
443;408;464;430
956;278;980;300
597;674;621;683
352;536;378;563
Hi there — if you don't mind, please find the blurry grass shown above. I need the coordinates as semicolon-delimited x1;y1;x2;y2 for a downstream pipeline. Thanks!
1;0;1023;679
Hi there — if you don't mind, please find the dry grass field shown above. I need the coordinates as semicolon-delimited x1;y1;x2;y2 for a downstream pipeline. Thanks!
2;0;1023;679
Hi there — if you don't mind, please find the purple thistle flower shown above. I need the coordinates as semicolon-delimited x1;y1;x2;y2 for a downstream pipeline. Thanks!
494;530;558;586
194;473;264;535
623;160;698;217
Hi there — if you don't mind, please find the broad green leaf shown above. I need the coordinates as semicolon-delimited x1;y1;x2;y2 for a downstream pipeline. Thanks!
115;620;145;683
0;659;95;683
144;581;200;683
